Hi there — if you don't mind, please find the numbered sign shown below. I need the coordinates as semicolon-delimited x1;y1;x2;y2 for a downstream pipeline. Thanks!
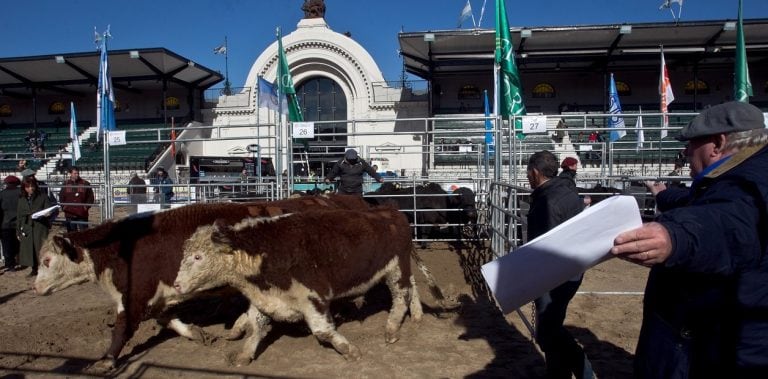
108;130;126;146
292;122;315;139
521;115;547;134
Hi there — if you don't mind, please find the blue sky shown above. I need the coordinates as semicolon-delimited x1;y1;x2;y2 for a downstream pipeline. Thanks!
2;0;767;88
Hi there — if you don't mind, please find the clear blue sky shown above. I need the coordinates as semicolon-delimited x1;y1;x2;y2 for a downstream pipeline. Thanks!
3;0;766;88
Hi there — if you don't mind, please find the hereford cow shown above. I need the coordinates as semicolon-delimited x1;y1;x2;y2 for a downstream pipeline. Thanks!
173;207;445;366
33;194;370;371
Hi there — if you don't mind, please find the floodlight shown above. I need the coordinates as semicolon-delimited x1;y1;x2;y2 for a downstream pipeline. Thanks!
54;56;65;64
619;25;632;34
423;33;435;42
520;29;532;39
129;50;140;59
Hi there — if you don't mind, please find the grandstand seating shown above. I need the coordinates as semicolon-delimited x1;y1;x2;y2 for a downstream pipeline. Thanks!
0;119;170;174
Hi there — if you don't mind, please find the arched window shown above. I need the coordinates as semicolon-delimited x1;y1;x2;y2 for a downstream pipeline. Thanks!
684;80;709;95
532;83;556;98
296;77;347;144
48;101;65;115
616;81;631;96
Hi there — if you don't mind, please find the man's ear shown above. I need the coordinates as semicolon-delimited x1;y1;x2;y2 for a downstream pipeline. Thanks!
712;134;727;154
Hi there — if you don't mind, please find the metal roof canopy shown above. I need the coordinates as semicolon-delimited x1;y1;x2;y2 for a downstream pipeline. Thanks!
0;48;223;98
399;18;768;78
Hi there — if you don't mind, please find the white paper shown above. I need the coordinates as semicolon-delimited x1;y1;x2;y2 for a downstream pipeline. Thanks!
32;205;60;219
481;195;643;314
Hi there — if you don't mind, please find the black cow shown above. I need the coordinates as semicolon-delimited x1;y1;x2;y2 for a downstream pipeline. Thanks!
365;183;478;247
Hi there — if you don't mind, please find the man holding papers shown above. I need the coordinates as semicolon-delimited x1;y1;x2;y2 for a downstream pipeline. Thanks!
611;102;768;377
526;151;593;379
16;176;54;277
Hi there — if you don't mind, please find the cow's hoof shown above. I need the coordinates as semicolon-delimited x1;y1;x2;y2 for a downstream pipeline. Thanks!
385;332;400;344
233;353;253;367
225;327;246;340
190;325;217;345
343;344;362;361
85;358;115;374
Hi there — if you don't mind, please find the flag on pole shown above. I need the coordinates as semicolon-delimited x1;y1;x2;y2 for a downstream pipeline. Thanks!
734;0;753;103
276;27;308;149
69;102;81;162
458;0;475;28
170;117;176;157
659;0;684;22
659;47;675;139
635;107;645;152
478;0;487;28
213;44;227;55
608;73;626;142
483;90;494;153
96;26;116;141
258;76;287;114
495;0;526;136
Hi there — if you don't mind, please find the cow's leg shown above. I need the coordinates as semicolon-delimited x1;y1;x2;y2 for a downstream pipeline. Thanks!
162;318;214;345
408;275;424;322
384;271;409;344
234;307;271;366
86;309;127;373
225;310;250;340
304;300;361;361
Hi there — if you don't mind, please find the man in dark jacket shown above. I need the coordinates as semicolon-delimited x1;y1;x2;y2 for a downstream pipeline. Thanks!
526;150;592;379
325;149;383;195
558;156;579;193
59;166;95;231
612;101;768;377
0;175;21;271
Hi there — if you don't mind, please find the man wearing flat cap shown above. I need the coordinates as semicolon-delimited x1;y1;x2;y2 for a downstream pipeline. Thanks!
325;149;383;195
611;101;768;377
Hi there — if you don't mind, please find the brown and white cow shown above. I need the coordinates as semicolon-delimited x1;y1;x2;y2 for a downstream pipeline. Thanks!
33;194;370;371
173;207;444;365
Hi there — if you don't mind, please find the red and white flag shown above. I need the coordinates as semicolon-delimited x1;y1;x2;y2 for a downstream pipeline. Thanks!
659;49;675;139
170;117;177;156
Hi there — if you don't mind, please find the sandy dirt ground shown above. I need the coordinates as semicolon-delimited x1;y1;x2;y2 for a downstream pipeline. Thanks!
0;240;648;378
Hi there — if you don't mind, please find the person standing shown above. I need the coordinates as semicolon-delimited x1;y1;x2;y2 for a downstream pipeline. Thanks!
325;149;383;195
611;102;768;377
0;175;21;272
58;166;94;231
153;168;174;206
127;172;147;204
558;156;579;192
526;150;593;379
17;177;53;276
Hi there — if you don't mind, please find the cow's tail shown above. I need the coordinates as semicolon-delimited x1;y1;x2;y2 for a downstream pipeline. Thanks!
410;248;455;315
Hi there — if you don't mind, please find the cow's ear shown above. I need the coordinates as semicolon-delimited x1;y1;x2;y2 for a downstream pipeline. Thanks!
210;219;233;247
56;236;82;262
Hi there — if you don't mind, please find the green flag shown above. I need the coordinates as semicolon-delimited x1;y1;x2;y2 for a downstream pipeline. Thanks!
495;0;525;134
734;0;753;102
276;27;308;149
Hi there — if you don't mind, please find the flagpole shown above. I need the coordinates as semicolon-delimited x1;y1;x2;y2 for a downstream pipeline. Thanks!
275;27;284;197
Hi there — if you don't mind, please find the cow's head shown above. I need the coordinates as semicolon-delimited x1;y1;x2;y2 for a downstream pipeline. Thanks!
34;234;96;295
174;219;244;295
450;187;478;224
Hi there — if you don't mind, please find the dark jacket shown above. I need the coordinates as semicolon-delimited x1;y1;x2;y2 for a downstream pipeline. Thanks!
0;186;20;229
326;158;381;195
557;169;578;193
637;143;768;377
59;177;94;219
527;176;583;241
17;191;52;267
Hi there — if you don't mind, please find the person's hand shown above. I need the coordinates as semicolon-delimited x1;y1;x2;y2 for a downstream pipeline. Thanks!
377;178;384;183
324;178;330;184
645;180;667;196
611;222;673;267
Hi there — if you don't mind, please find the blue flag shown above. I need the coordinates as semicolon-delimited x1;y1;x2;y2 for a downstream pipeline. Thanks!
608;73;626;142
96;27;116;140
257;76;287;114
483;90;494;153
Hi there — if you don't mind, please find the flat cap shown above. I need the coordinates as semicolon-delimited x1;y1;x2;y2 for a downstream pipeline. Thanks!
21;168;36;177
344;149;358;159
677;101;765;141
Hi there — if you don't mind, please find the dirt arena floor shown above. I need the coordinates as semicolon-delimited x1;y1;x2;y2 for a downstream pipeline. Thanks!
0;239;649;378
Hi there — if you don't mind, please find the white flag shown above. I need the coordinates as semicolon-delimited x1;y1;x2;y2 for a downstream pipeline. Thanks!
213;44;226;55
635;113;645;152
69;102;81;162
457;0;474;28
659;49;675;139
